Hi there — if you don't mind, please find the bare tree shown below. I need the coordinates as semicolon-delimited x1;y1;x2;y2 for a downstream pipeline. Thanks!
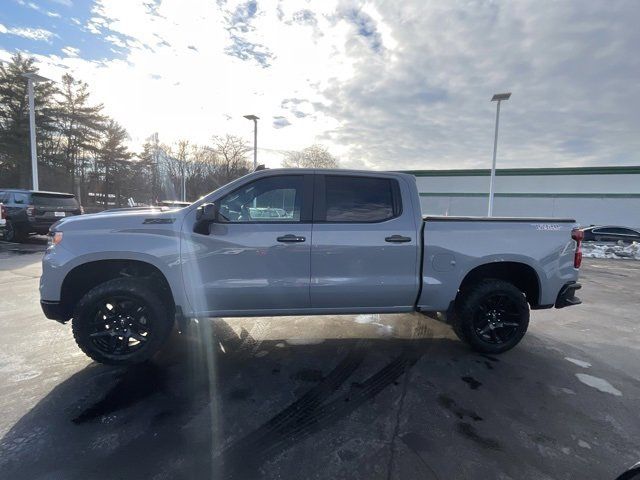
282;144;339;169
211;134;252;183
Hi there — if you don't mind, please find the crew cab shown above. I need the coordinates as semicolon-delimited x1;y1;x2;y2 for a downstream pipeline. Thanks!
39;169;582;365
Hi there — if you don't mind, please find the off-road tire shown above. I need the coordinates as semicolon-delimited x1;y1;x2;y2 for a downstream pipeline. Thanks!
452;279;529;354
72;278;174;365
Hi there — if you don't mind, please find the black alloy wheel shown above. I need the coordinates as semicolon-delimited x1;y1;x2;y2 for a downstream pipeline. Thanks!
452;279;530;354
87;296;152;356
72;278;174;365
472;293;522;345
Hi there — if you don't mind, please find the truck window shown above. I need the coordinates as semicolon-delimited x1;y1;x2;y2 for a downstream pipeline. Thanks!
218;175;303;223
31;194;79;207
323;176;398;222
608;228;637;235
12;192;29;204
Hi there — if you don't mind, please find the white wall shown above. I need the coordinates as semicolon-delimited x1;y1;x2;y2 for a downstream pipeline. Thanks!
415;173;640;195
419;195;640;228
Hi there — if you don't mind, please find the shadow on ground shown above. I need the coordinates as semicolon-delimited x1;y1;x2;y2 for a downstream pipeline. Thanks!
0;235;48;255
1;318;638;480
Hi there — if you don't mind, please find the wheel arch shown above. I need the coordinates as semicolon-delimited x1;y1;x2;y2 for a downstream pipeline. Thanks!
59;259;176;321
457;261;541;308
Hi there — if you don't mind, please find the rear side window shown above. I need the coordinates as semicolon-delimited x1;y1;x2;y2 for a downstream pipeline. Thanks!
323;176;400;222
12;192;29;204
0;191;8;203
608;228;637;235
32;194;78;207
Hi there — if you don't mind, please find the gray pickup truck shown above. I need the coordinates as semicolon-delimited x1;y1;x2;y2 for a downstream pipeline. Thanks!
39;168;583;365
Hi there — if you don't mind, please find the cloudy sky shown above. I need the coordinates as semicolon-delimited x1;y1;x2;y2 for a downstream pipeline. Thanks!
1;0;639;170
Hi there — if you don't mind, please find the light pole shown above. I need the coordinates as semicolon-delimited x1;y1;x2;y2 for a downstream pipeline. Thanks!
22;73;53;191
488;92;511;217
243;114;259;170
181;163;186;202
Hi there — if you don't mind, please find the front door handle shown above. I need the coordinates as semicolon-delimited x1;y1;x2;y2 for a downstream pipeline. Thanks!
277;234;306;243
385;235;411;243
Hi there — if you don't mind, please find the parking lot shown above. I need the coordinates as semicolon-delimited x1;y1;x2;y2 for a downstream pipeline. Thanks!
0;239;639;480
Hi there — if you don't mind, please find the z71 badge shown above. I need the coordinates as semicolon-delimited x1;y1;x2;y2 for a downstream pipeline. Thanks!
535;223;562;231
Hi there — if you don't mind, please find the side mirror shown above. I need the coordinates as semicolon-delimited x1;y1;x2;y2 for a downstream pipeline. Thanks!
194;202;219;234
196;202;219;222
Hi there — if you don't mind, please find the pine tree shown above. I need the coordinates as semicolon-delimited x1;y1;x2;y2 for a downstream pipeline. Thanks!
0;53;58;188
99;120;131;207
55;73;105;201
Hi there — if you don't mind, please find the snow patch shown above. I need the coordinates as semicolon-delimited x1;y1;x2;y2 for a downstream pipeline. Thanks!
355;314;394;335
582;241;640;260
565;357;592;368
578;440;592;449
355;314;379;324
576;373;622;396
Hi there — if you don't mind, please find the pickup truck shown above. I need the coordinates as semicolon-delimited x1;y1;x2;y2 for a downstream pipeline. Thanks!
39;168;583;365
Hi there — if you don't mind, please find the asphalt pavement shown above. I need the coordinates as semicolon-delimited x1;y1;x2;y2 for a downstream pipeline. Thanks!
0;238;639;480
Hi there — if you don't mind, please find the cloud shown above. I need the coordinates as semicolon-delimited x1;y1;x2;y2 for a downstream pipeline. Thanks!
61;46;80;57
273;116;291;129
341;7;383;53
316;0;640;170
0;23;57;42
19;1;62;18
7;0;639;171
223;0;274;67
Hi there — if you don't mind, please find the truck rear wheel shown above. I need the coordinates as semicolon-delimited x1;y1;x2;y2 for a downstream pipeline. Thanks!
72;278;174;365
452;279;529;354
4;220;26;243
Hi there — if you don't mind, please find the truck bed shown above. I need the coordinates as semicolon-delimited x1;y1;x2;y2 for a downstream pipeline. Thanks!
417;216;578;312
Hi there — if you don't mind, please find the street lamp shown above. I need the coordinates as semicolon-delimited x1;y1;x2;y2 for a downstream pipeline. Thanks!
22;72;53;191
488;92;511;217
243;114;259;170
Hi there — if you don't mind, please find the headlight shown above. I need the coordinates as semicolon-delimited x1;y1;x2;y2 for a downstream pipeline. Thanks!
48;231;63;246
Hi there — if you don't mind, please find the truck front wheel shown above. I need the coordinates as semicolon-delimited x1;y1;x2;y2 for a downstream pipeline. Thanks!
72;278;174;365
453;279;530;354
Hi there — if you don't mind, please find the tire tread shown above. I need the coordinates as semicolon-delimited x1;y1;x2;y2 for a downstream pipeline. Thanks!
453;279;529;354
71;277;173;365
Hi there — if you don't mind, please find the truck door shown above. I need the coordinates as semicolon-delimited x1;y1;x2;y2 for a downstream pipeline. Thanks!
184;174;314;315
310;173;419;310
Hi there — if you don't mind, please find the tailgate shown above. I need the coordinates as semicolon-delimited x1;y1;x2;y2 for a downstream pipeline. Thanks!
32;193;81;219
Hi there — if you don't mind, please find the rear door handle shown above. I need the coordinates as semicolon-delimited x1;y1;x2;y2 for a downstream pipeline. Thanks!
385;235;411;243
277;234;306;243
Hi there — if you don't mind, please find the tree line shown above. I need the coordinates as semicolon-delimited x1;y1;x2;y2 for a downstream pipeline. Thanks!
0;53;339;210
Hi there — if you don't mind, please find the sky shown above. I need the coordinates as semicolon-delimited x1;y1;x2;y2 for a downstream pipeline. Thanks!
1;0;639;170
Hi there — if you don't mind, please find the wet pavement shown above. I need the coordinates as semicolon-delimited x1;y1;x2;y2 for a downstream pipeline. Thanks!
0;241;639;479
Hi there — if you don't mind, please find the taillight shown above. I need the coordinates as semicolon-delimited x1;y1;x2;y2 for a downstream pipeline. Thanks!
571;229;584;268
26;205;35;216
1;204;6;219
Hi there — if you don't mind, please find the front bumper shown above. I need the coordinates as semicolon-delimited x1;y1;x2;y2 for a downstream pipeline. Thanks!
40;300;69;323
555;282;582;308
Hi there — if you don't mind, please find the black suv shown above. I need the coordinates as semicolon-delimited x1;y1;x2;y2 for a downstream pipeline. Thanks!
0;189;82;242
